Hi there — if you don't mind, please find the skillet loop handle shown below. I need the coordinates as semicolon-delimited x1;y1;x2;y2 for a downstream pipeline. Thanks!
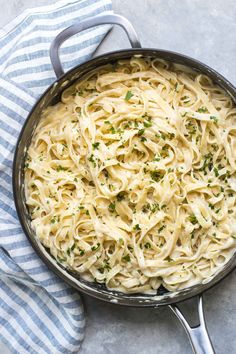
50;14;141;78
169;296;215;354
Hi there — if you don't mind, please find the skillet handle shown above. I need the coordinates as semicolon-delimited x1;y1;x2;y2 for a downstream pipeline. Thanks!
169;295;215;354
50;14;141;78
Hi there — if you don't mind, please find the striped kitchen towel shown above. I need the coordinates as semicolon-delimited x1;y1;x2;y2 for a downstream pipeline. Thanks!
0;0;112;353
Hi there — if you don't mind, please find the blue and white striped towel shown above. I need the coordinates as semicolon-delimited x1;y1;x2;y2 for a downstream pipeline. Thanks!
0;0;112;353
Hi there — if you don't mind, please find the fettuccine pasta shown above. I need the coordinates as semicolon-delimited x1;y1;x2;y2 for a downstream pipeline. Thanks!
25;56;236;294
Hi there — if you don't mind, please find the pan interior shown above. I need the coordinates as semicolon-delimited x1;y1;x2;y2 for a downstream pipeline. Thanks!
13;48;236;307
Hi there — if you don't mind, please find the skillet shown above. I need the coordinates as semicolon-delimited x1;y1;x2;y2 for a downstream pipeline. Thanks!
13;14;236;354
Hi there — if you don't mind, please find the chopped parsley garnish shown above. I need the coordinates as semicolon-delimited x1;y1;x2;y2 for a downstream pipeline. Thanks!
124;90;133;101
142;203;150;213
210;116;218;123
103;261;111;270
137;128;145;136
158;225;166;233
108;202;116;213
189;214;198;225
186;121;197;135
200;153;213;174
160;145;169;158
110;126;116;134
98;261;111;274
71;243;76;251
133;224;141;231
197;106;208;113
160;132;166;140
153;156;161;162
151;203;160;213
92;142;100;150
168;132;175;140
88;154;96;167
144;121;152;128
91;243;100;251
79;249;85;256
144;242;151;249
56;165;68;172
142;203;159;213
98;261;111;273
214;167;219;177
141;136;147;142
150;170;164;182
122;254;131;262
72;89;83;96
124;122;131;129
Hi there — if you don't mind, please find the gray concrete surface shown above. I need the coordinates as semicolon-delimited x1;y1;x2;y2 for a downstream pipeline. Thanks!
1;1;236;353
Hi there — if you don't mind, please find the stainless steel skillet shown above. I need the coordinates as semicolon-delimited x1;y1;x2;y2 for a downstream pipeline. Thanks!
12;14;236;354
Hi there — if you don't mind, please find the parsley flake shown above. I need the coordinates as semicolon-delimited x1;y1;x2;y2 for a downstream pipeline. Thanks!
144;121;152;128
150;170;164;182
138;128;145;136
133;224;141;231
122;254;131;262
197;106;208;113
214;167;219;177
124;90;133;101
91;243;100;251
108;202;116;213
92;142;100;150
144;242;151;249
189;214;198;225
210;116;218;123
